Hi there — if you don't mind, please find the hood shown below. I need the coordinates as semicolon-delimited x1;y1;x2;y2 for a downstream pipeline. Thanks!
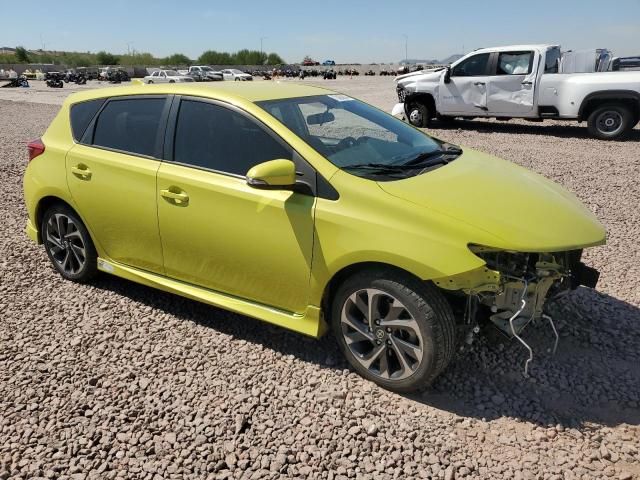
396;69;442;84
377;149;606;252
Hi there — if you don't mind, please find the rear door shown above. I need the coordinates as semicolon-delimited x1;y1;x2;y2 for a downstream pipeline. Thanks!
439;53;491;115
486;50;537;115
66;95;171;274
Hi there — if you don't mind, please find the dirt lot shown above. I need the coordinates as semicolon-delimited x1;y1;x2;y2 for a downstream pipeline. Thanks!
1;78;639;479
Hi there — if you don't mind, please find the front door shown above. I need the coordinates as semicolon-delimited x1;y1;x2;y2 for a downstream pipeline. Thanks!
157;98;315;313
487;50;537;115
439;52;491;116
66;96;169;273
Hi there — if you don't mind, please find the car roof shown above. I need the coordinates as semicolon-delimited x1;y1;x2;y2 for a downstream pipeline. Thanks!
66;82;335;105
472;44;558;54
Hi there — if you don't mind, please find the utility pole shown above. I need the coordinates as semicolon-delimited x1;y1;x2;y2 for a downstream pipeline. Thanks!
260;37;267;63
402;34;408;63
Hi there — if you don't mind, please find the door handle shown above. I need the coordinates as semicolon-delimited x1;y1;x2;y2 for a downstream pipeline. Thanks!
473;81;485;86
71;164;92;180
521;81;533;85
160;188;189;204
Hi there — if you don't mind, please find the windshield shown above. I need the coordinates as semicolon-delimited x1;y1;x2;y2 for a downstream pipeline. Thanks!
201;67;213;71
257;95;449;179
231;69;244;74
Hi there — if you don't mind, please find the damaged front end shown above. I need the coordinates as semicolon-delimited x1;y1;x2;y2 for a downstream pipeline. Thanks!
434;246;600;375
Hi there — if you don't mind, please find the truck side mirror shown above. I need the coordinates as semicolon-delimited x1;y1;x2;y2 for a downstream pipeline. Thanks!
444;66;452;84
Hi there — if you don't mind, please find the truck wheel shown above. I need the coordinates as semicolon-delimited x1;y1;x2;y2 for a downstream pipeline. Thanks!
331;269;457;392
407;102;431;128
587;104;634;140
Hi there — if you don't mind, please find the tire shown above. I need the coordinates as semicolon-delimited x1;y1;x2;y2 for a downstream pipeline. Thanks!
41;204;98;283
235;78;240;81
148;80;153;84
330;268;457;392
587;104;634;140
169;80;175;83
407;102;430;128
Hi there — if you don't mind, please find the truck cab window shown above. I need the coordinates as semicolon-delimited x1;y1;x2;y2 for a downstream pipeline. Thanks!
451;53;490;77
496;52;533;75
545;47;561;73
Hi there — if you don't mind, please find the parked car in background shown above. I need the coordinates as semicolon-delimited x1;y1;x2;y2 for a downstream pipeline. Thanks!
322;60;336;66
144;70;194;84
394;44;640;139
221;69;253;81
24;82;604;392
187;66;223;81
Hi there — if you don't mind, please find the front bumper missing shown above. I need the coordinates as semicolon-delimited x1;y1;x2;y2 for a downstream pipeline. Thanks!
433;258;600;376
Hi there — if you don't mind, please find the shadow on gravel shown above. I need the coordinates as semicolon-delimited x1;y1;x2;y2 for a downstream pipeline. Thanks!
430;119;640;141
92;275;640;428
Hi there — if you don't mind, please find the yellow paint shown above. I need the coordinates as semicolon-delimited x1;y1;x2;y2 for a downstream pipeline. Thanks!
23;83;606;338
246;159;296;186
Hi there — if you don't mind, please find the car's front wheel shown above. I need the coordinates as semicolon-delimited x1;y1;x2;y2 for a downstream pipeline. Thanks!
331;269;456;392
41;204;97;283
587;104;634;140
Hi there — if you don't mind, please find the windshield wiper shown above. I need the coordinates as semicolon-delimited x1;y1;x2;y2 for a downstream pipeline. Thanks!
397;145;463;167
343;144;463;175
342;163;410;173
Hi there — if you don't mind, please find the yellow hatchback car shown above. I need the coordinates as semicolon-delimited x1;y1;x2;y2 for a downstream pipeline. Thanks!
23;82;605;392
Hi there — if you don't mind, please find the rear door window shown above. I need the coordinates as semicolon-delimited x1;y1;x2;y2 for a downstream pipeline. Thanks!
92;97;166;157
496;51;534;75
70;98;105;142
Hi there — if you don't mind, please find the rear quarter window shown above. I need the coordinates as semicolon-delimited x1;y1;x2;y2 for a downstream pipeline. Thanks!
70;98;105;142
92;97;166;157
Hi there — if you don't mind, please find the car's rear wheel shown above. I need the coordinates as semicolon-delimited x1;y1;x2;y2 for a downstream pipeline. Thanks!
41;204;97;283
331;269;456;392
407;102;430;128
587;104;634;139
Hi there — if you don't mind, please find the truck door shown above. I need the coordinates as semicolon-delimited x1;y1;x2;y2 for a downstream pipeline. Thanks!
486;50;537;115
439;53;491;116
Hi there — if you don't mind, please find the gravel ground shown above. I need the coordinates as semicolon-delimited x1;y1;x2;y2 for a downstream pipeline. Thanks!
1;78;639;479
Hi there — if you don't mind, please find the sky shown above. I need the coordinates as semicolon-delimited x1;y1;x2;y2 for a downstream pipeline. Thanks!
2;0;639;63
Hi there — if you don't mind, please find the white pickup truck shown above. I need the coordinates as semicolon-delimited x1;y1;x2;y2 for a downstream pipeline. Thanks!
393;44;640;139
185;66;223;81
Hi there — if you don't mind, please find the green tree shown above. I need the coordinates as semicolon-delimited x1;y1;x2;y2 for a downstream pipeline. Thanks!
96;51;119;65
198;50;233;65
15;46;30;63
164;53;190;65
266;53;284;65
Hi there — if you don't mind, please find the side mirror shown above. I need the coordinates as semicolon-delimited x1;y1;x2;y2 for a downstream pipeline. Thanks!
444;66;452;84
246;159;296;189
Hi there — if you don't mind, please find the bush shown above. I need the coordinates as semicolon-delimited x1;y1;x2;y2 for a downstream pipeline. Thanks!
15;46;29;63
164;53;191;66
96;51;119;65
